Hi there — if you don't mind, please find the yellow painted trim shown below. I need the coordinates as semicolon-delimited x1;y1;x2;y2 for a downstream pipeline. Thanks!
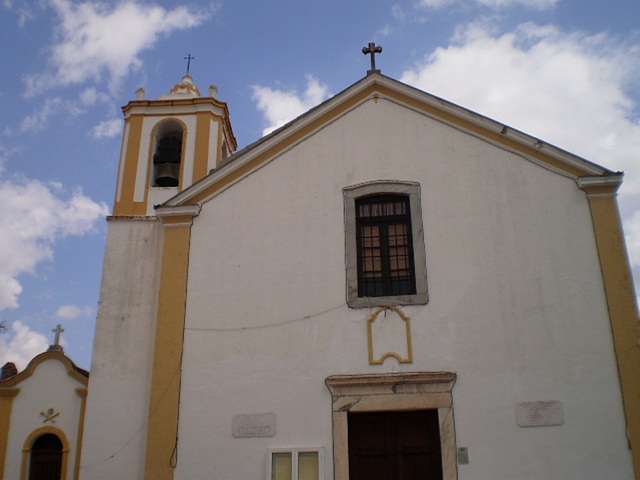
121;97;237;152
144;216;195;480
367;307;413;365
20;426;70;480
586;195;640;478
373;84;589;178
579;184;620;198
73;388;87;480
123;96;232;113
193;112;212;183
217;121;225;167
114;115;144;216
185;83;594;207
187;87;369;205
0;351;88;388
0;388;19;478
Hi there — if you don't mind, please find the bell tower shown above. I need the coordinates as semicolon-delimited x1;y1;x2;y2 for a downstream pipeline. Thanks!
113;74;237;216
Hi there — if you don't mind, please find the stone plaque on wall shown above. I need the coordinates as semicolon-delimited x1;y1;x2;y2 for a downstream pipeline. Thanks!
516;401;564;427
232;413;276;437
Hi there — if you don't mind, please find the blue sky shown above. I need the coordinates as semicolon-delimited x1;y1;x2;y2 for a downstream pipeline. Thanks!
1;0;639;370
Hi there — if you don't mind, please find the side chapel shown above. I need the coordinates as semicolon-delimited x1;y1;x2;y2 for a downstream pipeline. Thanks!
0;328;88;480
3;47;640;480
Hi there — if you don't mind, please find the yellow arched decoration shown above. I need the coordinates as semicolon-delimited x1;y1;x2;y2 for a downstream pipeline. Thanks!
367;306;413;365
0;351;88;388
21;426;70;480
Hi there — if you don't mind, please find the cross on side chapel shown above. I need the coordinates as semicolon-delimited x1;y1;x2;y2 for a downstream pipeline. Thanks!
48;324;64;353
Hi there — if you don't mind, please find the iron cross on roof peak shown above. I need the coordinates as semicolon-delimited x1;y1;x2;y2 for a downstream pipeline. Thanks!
184;53;195;74
362;42;382;74
48;324;64;353
52;324;64;346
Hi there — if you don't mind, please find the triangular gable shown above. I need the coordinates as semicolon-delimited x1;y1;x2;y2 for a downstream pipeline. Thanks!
161;72;621;210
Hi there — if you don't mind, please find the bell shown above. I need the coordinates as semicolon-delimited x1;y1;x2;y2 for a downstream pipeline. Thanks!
154;163;179;187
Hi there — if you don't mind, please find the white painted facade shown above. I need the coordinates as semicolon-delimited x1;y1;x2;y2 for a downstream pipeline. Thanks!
177;96;632;479
77;72;638;480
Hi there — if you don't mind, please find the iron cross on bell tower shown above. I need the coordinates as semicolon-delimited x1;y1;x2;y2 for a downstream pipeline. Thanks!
362;42;382;74
184;53;195;74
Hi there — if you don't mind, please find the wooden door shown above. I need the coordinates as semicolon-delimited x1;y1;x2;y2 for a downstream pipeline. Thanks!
348;410;443;480
29;434;62;480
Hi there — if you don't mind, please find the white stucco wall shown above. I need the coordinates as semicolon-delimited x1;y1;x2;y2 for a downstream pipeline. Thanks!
177;98;632;479
4;357;85;480
81;218;162;480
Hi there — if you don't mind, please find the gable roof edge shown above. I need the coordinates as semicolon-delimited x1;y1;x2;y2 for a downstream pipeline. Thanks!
162;73;617;208
0;351;88;388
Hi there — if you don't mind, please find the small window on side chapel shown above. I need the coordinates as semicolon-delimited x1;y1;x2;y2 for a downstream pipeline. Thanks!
344;181;428;308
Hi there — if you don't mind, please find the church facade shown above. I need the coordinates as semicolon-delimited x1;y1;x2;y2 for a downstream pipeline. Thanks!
79;70;639;480
3;67;638;479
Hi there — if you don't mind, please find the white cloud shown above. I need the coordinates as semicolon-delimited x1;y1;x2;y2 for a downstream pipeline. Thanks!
401;23;640;187
91;118;122;138
19;88;112;132
379;25;394;36
417;0;559;9
24;0;212;97
252;75;331;136
401;21;640;293
2;0;43;27
418;0;457;8
56;304;93;320
19;97;63;132
391;4;405;20
0;177;109;311
0;143;20;172
79;87;109;107
0;320;48;370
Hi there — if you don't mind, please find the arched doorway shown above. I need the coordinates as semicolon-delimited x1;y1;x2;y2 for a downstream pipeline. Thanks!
29;433;62;480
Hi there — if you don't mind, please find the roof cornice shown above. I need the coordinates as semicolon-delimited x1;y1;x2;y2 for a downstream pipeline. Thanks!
162;73;618;208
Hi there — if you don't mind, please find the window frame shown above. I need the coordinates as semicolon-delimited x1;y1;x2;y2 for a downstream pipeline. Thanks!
344;181;428;308
356;194;416;298
266;447;324;480
325;372;457;480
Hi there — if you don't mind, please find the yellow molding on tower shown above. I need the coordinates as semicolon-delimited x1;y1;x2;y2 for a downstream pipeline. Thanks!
193;111;213;183
74;388;88;480
114;115;145;216
144;214;196;480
